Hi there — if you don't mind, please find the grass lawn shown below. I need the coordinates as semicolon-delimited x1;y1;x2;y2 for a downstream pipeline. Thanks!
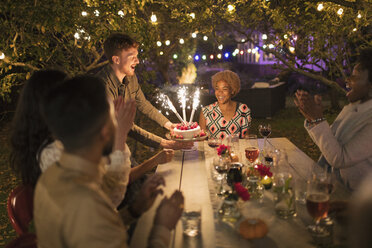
0;97;342;245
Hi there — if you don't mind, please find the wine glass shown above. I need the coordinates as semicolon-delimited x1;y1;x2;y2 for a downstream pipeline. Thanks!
259;124;271;154
245;134;259;166
215;158;230;196
306;177;331;237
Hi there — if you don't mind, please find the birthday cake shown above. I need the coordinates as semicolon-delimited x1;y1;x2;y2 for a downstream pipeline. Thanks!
172;122;203;139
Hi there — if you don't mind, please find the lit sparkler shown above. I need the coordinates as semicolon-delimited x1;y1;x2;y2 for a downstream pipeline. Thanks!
165;95;186;124
189;88;200;123
177;86;187;122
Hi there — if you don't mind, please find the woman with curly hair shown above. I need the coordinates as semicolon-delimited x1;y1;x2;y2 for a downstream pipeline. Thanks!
9;70;68;187
199;70;251;139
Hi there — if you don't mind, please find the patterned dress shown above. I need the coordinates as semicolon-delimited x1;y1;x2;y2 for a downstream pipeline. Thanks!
202;102;251;139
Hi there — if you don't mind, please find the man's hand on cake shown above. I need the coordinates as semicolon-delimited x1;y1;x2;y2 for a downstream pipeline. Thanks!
164;121;177;131
160;139;194;150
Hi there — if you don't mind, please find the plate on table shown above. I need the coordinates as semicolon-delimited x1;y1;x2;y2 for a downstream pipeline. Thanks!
165;132;207;142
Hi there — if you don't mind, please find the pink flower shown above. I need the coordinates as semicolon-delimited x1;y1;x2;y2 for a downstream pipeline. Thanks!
254;164;272;177
217;144;229;156
234;183;250;201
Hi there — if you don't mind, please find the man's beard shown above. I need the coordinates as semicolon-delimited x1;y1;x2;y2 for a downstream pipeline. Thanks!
102;132;114;157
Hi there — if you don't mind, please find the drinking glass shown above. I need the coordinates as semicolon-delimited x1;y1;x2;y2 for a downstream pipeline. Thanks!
182;203;201;237
306;177;330;237
273;172;296;218
245;135;259;166
207;136;221;149
258;124;271;153
215;156;230;196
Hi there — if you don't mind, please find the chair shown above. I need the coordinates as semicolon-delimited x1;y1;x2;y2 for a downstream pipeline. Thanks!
5;233;37;248
7;185;34;235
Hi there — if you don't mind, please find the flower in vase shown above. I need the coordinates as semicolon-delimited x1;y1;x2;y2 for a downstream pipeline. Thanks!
254;163;273;178
217;144;231;157
234;183;251;201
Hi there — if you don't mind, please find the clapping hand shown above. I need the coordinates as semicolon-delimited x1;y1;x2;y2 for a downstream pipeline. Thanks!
154;190;184;230
294;90;323;121
130;175;165;216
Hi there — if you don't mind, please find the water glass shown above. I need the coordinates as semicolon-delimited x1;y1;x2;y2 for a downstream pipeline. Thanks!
273;172;296;219
295;178;307;205
182;204;201;237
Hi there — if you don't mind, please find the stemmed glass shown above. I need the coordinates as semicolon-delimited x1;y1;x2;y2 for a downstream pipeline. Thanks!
245;134;259;166
259;124;272;154
306;176;330;237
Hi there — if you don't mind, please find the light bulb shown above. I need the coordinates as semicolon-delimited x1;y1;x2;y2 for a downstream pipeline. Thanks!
202;55;206;60
289;46;295;53
159;51;164;55
94;10;100;16
157;41;162;47
218;44;223;50
203;35;208;41
262;34;267;40
179;38;184;44
357;13;362;18
81;11;88;16
173;54;178;59
317;3;324;11
0;52;5;60
165;40;170;46
118;10;124;17
227;4;235;12
190;13;195;19
74;33;80;39
217;54;222;59
151;13;157;23
191;32;197;38
337;8;343;16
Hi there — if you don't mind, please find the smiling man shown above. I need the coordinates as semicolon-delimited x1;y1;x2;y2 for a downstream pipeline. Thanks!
294;48;372;190
97;33;192;150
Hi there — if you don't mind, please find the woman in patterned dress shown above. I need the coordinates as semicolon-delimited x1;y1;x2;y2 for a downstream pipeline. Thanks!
199;70;251;139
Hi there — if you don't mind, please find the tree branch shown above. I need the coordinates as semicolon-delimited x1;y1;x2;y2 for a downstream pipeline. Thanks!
2;57;39;71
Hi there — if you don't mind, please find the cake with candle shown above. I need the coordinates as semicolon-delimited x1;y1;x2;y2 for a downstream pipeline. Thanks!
172;122;204;139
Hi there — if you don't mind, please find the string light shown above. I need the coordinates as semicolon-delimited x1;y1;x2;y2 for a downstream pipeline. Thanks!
151;13;157;23
227;4;235;12
156;41;162;47
234;48;239;54
210;54;214;59
118;10;124;17
191;32;197;38
232;52;237;57
357;13;362;18
240;50;244;55
241;39;246;42
173;54;178;59
247;49;252;53
353;28;357;32
179;38;185;44
218;44;223;50
317;3;324;11
194;55;200;61
293;35;298;41
81;11;88;16
268;44;274;49
202;55;207;60
74;33;80;39
94;10;100;16
0;52;5;60
337;8;343;16
165;40;171;46
263;45;267;49
224;52;229;58
289;46;295;53
188;55;193;60
283;34;288;39
217;54;222;59
203;35;208;41
189;13;195;19
262;34;267;40
159;51;164;55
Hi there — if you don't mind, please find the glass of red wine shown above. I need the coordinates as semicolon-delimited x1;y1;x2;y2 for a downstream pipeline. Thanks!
215;158;230;196
306;177;331;237
259;124;272;154
245;135;259;166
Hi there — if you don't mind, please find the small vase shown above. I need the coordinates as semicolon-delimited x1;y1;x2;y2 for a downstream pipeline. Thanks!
218;195;241;223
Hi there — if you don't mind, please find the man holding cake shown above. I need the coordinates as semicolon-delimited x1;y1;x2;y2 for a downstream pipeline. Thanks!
97;33;193;150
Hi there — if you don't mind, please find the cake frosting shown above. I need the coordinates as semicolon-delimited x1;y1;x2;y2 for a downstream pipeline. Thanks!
173;122;202;139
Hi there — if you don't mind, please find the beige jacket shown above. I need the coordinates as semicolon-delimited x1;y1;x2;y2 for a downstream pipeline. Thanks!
34;152;170;248
96;65;169;148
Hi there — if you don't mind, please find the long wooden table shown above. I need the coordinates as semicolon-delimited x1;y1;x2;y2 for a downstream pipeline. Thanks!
130;138;350;248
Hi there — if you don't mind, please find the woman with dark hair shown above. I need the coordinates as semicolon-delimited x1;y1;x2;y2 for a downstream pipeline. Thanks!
10;70;68;187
